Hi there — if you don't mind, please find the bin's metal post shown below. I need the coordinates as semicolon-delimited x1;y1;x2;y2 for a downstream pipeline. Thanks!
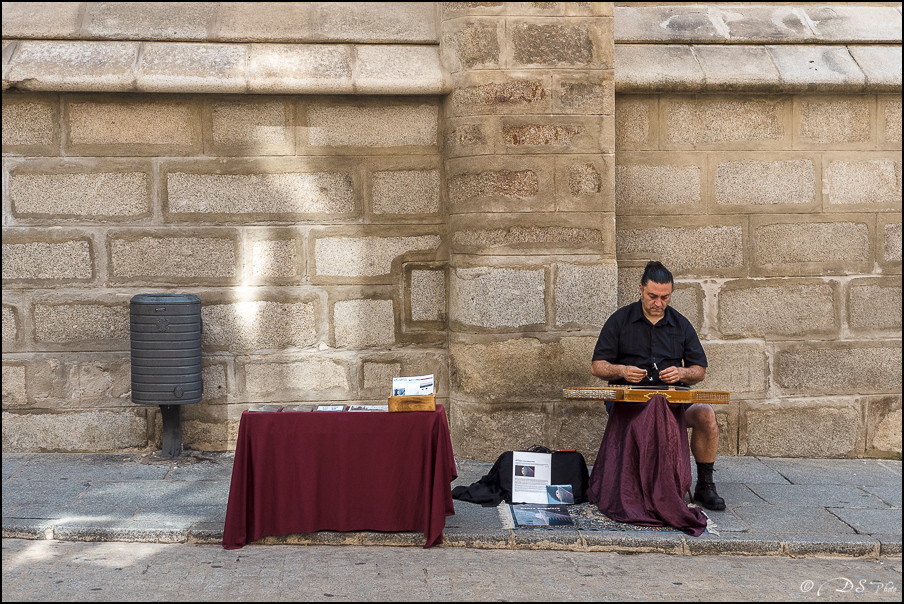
160;404;183;459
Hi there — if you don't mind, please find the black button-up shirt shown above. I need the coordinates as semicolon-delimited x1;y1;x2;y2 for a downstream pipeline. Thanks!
592;301;707;386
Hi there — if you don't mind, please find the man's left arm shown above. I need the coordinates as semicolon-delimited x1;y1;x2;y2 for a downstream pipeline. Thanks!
659;364;705;385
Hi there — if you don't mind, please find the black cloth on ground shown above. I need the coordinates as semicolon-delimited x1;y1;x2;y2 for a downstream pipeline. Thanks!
452;451;590;507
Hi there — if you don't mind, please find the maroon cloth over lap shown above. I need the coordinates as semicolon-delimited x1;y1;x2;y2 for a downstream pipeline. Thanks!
587;395;707;536
223;406;457;549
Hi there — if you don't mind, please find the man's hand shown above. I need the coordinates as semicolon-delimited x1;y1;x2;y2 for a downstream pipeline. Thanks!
621;365;648;384
658;365;683;384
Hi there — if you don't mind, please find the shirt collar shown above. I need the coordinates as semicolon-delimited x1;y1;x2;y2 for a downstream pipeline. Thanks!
629;300;676;326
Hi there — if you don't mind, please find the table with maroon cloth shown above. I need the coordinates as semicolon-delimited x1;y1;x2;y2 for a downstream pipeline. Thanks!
223;405;457;549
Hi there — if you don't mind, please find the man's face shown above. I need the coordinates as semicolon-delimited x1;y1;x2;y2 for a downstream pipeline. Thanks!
639;280;673;319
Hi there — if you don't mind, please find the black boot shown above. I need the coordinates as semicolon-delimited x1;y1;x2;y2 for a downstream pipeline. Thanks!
694;462;726;511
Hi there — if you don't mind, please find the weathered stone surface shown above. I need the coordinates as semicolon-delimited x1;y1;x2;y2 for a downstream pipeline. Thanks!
138;42;246;93
355;45;445;95
452;225;605;251
848;278;903;332
743;398;862;458
33;303;130;345
109;235;236;280
616;164;701;207
616;224;744;274
766;46;865;91
83;2;216;40
448;169;540;204
451;267;545;329
715;159;815;206
797;97;871;144
511;23;595;66
884;98;902;144
1;306;18;343
449;400;551;462
2;239;93;281
847;46;903;91
615;96;655;148
362;362;402;392
372;170;441;214
167;171;355;216
554;263;618;328
251;240;300;278
68;99;197;150
315;235;440;278
1;98;54;147
775;343;902;395
718;280;838;338
1;2;82;38
442;22;500;72
551;400;609;463
665;97;785;146
866;395;902;456
502;123;583;147
248;44;352;94
10;171;150;218
884;222;902;262
2;365;27;406
568;162;602;196
700;341;767;398
556;75;613;115
449;79;547;114
826;159;901;206
693;45;781;90
450;335;597;401
242;358;348;396
753;221;870;267
410;270;446;322
202;300;316;352
8;41;139;92
313;2;437;43
209;99;292;150
306;104;438;147
216;2;313;42
1;410;147;452
614;45;703;92
333;299;395;347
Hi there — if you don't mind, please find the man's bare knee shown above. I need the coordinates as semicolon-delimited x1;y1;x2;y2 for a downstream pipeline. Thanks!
687;404;717;433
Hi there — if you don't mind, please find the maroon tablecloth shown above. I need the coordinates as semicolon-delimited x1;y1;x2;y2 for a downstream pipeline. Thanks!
223;406;457;549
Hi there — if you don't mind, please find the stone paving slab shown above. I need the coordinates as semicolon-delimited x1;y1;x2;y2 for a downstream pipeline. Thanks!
758;458;902;487
732;505;858;534
747;483;893;508
829;508;903;536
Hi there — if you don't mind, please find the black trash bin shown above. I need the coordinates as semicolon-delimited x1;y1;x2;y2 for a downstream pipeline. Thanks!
130;294;202;458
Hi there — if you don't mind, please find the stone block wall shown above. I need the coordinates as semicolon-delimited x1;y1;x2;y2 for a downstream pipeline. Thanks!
615;92;902;458
2;92;448;451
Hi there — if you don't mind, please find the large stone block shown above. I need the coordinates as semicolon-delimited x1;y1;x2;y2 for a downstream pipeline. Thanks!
1;2;82;38
216;2;313;42
2;237;93;282
250;239;301;279
202;300;316;352
305;104;438;148
510;22;597;67
66;99;199;154
33;303;130;346
742;398;863;458
717;279;838;338
166;170;356;218
752;219;871;274
10;169;151;219
451;213;610;255
82;2;214;40
555;155;614;213
241;358;349;398
555;72;613;115
883;220;902;263
550;400;609;463
616;163;702;209
664;97;787;147
313;2;438;43
692;45;781;90
66;359;132;408
109;234;237;282
333;299;395;347
500;118;601;154
208;98;293;153
446;156;555;213
450;267;545;329
410;269;447;323
372;170;441;215
774;342;902;395
796;96;872;145
314;235;441;278
699;341;768;399
2;365;27;406
847;278;903;333
448;77;549;116
2;305;18;343
766;46;865;90
826;158;901;207
441;21;501;72
8;41;139;92
883;98;902;145
1;410;147;452
865;395;902;457
554;262;618;328
449;400;552;462
616;221;744;275
714;158;815;207
450;335;597;401
1;96;55;150
615;45;703;93
247;44;352;94
138;42;246;93
614;95;657;150
355;45;445;95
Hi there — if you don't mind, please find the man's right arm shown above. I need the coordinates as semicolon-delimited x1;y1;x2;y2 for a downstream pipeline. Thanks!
591;360;647;384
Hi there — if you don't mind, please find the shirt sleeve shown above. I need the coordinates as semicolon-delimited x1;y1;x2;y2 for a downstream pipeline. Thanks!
682;320;708;367
592;312;621;362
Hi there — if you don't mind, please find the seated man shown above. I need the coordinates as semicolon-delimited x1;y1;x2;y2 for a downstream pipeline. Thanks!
590;261;725;511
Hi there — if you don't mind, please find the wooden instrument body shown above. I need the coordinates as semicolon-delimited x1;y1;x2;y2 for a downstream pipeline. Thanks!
562;385;730;404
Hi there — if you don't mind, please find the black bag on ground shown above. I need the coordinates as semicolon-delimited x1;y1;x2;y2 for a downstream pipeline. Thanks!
452;448;590;507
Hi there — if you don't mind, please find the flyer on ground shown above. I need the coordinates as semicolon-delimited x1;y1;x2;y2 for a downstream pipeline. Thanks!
511;451;552;504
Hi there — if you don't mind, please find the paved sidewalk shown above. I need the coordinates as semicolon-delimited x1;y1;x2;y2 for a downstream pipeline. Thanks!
2;452;900;557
